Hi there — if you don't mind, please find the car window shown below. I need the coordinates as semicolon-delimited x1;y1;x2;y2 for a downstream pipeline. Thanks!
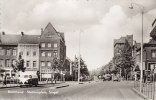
24;75;29;78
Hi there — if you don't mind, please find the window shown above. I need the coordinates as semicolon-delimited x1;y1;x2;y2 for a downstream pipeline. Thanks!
33;51;36;56
0;59;4;67
0;49;4;55
33;61;36;67
26;51;30;56
26;61;30;67
48;43;52;48
6;50;10;55
47;62;51;66
54;52;58;57
152;50;156;58
41;52;45;57
41;43;46;47
13;50;16;56
54;43;57;48
6;60;10;67
41;62;45;66
48;52;52;57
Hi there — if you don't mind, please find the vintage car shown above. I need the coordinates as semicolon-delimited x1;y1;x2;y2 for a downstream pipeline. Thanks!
18;71;38;87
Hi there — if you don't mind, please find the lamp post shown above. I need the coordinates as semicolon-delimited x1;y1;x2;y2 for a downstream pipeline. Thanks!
129;3;144;92
78;30;81;84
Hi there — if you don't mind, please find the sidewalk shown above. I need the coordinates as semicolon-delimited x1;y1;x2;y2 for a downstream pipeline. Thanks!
0;81;81;89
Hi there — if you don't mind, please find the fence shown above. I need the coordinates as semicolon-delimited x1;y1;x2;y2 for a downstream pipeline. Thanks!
134;81;155;99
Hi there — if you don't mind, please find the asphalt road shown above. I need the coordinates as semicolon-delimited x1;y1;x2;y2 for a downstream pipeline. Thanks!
0;81;143;100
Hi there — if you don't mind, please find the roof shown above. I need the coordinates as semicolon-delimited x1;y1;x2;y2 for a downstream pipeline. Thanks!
19;35;40;44
41;22;65;42
0;34;21;45
147;39;156;44
114;37;126;46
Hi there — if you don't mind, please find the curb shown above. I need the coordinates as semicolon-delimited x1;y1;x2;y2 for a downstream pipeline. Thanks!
0;85;19;89
56;84;69;89
132;88;152;100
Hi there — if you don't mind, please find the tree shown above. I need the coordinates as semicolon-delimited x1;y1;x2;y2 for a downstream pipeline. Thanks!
116;39;134;79
12;54;25;72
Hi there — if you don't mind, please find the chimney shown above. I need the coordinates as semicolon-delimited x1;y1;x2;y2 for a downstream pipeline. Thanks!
21;32;24;35
2;32;5;35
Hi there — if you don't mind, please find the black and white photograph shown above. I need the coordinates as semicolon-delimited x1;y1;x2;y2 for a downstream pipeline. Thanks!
0;0;156;100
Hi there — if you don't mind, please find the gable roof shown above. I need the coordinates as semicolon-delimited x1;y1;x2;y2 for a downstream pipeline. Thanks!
41;22;58;36
0;34;21;45
41;22;65;42
19;35;40;44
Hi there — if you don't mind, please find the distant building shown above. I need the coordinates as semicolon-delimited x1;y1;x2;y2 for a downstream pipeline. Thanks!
113;35;133;66
0;32;21;78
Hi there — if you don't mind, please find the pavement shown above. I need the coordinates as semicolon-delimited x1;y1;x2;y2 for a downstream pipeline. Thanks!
0;81;70;89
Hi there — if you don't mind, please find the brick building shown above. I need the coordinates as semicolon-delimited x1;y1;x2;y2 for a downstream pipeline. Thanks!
134;18;156;71
113;35;133;66
39;23;66;80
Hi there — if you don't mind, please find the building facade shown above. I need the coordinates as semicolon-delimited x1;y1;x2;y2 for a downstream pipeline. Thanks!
39;23;66;80
18;35;40;72
0;32;21;79
0;22;66;80
135;18;156;71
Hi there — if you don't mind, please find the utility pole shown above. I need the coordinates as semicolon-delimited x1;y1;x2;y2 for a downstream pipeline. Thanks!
78;30;81;84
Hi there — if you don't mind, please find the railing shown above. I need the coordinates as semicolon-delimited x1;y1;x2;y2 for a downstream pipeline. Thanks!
134;81;155;99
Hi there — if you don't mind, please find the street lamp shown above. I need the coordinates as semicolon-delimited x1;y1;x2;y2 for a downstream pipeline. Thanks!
78;30;81;84
129;3;144;92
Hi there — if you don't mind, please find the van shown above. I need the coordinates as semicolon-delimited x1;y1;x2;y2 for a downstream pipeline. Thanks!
18;71;38;87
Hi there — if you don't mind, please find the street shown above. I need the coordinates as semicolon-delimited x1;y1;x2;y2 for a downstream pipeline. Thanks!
0;81;143;100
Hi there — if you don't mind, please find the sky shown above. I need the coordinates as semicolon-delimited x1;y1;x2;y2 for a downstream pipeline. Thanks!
0;0;156;71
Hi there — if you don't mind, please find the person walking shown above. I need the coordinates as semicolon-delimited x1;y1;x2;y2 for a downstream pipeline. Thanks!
3;75;7;86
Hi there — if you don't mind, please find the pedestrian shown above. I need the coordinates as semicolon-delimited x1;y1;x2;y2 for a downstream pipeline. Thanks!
3;75;7;86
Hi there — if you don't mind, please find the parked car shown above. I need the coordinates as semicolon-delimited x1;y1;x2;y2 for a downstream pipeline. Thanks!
18;72;38;87
113;75;119;81
103;74;112;81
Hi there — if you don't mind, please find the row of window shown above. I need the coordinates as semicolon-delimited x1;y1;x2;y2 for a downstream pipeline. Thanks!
41;43;58;48
41;51;57;57
26;61;37;68
41;61;51;67
0;49;16;56
20;51;37;56
42;69;51;73
0;59;16;67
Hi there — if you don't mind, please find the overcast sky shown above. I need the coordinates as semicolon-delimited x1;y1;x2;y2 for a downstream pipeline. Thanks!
1;0;156;71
